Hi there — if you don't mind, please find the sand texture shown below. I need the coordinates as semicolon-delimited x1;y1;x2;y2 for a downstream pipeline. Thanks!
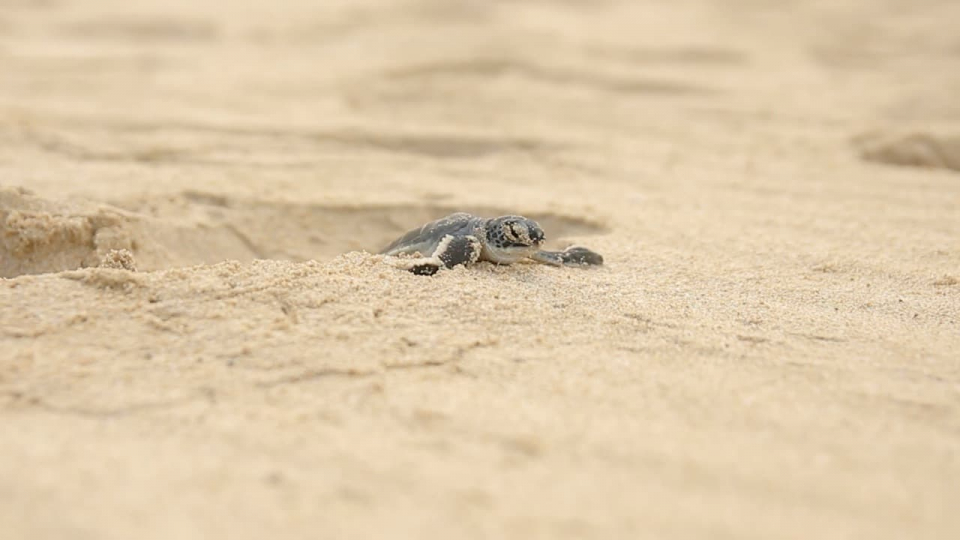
2;0;959;538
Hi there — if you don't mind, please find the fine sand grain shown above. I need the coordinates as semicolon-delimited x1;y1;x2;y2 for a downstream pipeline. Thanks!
2;1;959;539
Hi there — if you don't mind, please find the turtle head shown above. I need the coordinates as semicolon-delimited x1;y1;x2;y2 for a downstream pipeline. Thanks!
484;215;545;263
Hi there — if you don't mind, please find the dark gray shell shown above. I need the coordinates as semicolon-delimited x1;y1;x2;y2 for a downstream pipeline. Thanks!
379;213;484;257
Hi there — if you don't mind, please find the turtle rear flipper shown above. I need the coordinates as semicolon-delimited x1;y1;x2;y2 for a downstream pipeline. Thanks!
531;246;603;267
409;263;441;276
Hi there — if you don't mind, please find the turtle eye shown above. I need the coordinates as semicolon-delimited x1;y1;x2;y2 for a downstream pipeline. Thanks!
530;227;544;244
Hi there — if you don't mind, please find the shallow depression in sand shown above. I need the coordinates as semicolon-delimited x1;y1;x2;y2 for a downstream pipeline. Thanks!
122;190;610;262
1;188;608;277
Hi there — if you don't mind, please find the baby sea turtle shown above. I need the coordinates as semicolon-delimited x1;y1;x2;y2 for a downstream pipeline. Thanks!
380;212;603;275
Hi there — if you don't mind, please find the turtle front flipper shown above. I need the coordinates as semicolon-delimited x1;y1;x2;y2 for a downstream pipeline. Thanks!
436;234;482;268
392;234;483;276
531;246;603;267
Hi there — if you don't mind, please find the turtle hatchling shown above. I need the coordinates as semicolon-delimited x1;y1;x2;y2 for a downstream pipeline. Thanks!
380;212;603;275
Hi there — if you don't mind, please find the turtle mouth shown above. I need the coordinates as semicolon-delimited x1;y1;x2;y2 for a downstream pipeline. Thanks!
502;239;542;249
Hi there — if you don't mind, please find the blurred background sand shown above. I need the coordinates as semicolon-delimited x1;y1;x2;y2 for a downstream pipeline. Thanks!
1;0;959;538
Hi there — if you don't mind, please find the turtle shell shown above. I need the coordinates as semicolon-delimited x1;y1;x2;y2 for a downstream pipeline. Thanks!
379;213;483;257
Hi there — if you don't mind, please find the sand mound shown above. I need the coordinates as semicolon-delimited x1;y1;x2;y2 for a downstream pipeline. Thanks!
98;248;137;271
0;187;141;277
0;187;260;277
856;131;960;172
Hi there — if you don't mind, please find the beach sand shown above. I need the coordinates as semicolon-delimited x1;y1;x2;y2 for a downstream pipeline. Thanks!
1;0;959;538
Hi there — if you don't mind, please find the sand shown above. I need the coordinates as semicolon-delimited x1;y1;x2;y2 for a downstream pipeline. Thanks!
1;0;959;538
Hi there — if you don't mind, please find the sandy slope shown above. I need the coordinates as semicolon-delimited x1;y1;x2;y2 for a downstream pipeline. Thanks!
2;0;959;538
